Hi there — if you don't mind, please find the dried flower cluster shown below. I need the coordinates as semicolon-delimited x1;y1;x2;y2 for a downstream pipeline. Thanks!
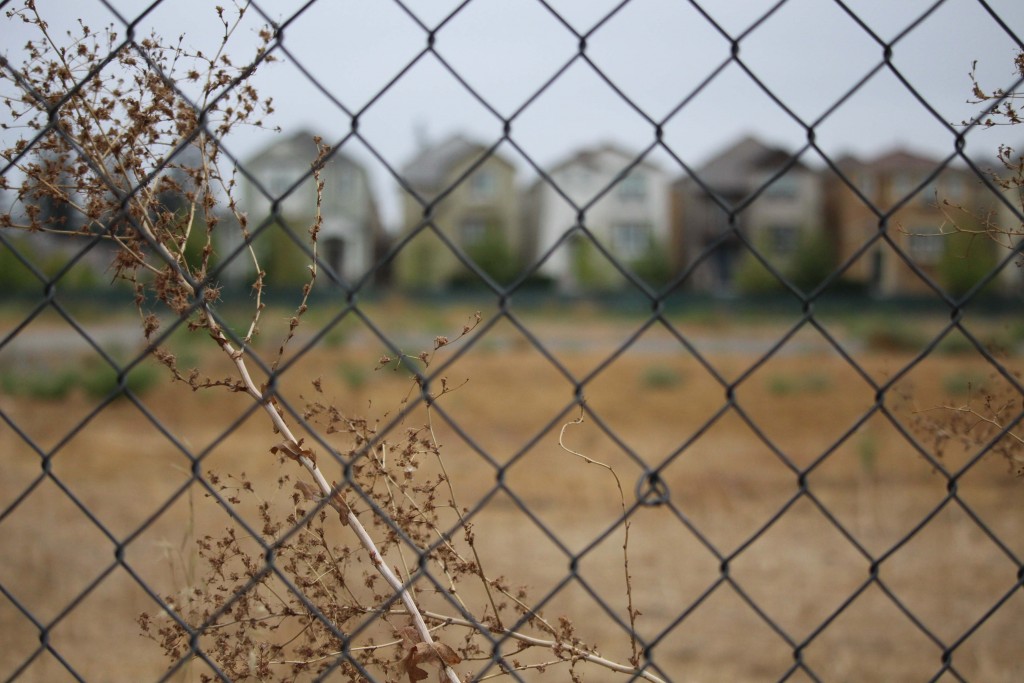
138;404;586;681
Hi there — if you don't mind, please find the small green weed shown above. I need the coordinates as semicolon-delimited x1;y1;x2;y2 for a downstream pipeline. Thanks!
641;366;684;390
0;358;161;401
860;322;928;353
337;361;368;390
80;361;162;399
942;371;989;397
766;372;832;396
856;429;878;477
7;368;80;400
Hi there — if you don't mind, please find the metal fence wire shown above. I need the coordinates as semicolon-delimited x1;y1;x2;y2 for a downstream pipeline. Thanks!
2;0;1024;681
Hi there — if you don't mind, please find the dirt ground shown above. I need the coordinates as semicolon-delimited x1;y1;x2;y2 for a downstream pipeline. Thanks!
1;305;1022;682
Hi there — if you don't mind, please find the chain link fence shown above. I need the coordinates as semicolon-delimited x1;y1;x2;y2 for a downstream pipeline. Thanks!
2;0;1024;681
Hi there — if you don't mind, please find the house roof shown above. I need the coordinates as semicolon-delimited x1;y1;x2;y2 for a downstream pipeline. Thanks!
694;134;806;194
401;134;510;191
245;129;360;170
868;148;942;172
548;142;662;175
838;148;979;179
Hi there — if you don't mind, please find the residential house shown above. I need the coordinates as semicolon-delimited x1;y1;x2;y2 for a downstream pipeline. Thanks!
672;135;826;293
824;149;990;296
522;143;671;291
393;134;520;290
234;130;382;287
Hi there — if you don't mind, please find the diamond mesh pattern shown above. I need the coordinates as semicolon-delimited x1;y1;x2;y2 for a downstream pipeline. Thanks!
2;1;1024;681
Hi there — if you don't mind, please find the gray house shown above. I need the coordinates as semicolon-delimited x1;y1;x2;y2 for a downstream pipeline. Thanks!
234;130;382;287
672;135;826;293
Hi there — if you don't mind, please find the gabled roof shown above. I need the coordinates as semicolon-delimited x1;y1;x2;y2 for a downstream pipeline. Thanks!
401;134;511;191
548;142;662;175
245;129;363;172
868;148;942;172
694;134;806;194
839;148;977;178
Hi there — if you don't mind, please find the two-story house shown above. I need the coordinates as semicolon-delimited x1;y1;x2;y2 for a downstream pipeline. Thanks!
672;135;826;294
393;134;521;290
825;149;989;296
234;130;382;288
522;144;671;291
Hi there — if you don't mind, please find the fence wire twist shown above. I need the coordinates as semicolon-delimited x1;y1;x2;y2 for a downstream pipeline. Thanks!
1;0;1024;681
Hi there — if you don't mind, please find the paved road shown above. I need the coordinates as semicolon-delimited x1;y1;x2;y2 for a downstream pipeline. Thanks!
0;315;864;363
0;319;148;360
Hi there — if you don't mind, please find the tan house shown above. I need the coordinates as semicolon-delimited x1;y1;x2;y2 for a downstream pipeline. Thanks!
393;135;520;290
824;150;991;296
672;135;826;293
235;130;382;288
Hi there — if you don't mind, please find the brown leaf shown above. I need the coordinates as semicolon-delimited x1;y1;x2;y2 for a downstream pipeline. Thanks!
398;626;419;646
398;627;461;683
270;438;316;466
294;481;320;502
404;654;428;683
430;642;461;666
327;481;353;525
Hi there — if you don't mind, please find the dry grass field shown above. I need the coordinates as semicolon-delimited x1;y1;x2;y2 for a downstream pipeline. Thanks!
1;301;1022;682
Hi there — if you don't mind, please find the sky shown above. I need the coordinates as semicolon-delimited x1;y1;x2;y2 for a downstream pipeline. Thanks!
3;0;1024;227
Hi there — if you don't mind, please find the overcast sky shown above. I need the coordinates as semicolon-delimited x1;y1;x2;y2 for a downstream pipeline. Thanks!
3;0;1024;226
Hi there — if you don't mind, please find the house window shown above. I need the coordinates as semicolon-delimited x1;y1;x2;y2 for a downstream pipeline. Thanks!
468;169;496;202
460;218;488;247
920;181;939;207
611;222;651;260
907;230;943;265
944;174;967;203
617;172;647;201
323;236;346;276
764;174;798;200
767;225;800;255
334;165;359;206
569;167;592;189
857;172;877;202
891;172;917;204
264;165;298;197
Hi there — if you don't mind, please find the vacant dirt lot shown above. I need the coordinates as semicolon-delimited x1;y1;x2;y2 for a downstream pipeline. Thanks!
1;303;1022;682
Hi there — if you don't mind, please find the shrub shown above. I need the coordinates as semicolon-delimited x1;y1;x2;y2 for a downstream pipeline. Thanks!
788;229;837;292
734;251;783;294
80;361;162;399
940;234;999;296
631;241;674;289
858;319;929;353
0;366;79;400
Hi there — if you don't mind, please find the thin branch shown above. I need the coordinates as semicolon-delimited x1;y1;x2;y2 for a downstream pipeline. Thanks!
559;407;639;666
417;611;668;683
